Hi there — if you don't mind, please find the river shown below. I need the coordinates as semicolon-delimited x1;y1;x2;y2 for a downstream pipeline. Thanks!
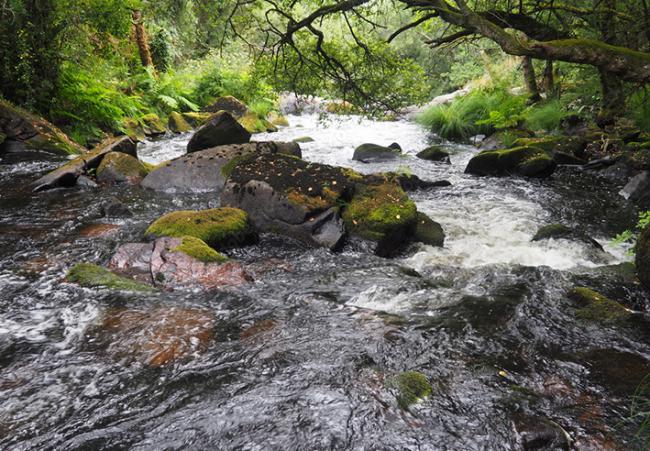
0;114;648;450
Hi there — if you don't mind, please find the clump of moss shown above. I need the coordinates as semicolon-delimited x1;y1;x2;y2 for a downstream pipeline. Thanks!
172;236;228;263
286;189;332;211
168;112;193;133
141;113;166;135
568;287;630;322
238;112;276;134
96;152;149;181
342;182;417;242
390;371;432;409
182;112;213;127
146;207;257;249
66;263;153;291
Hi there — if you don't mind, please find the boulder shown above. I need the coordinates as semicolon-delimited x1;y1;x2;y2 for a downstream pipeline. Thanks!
568;287;630;322
621;171;650;209
0;99;85;155
145;207;258;250
465;146;556;178
416;146;451;163
478;129;534;151
221;153;355;250
532;223;604;251
512;136;587;164
636;224;650;289
269;112;290;127
95;307;214;367
33;136;138;191
181;112;212;128
141;113;166;136
238;111;278;134
168;112;192;133
353;143;403;162
203;95;249;117
66;263;154;292
413;212;445;247
101;197;133;218
342;181;418;256
141;141;302;194
293;136;315;143
187;111;251;153
386;173;452;191
96;152;149;184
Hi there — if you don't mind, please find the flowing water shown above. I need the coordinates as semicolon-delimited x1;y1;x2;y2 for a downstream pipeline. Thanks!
1;114;649;450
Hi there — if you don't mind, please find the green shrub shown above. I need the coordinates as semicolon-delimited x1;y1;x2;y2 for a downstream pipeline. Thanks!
523;100;567;132
612;210;650;253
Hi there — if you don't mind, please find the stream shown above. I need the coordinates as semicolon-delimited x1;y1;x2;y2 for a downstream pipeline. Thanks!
1;114;649;450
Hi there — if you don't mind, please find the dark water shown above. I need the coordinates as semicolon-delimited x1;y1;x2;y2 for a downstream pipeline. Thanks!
0;115;649;450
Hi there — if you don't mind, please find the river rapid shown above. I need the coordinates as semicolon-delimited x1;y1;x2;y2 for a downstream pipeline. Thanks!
0;114;649;450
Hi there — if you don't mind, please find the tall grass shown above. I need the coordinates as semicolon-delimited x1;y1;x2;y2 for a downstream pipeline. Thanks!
524;100;567;132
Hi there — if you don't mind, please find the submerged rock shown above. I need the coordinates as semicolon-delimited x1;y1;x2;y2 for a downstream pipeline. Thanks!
416;146;451;163
532;224;604;251
465;146;556;178
221;153;352;250
96;307;214;367
568;287;631;322
146;207;258;250
96;152;149;184
413;212;445;247
101;197;133;218
0;99;85;155
187;111;251;153
389;371;432;409
292;136;315;143
33;136;137;191
352;143;403;162
141;141;302;193
66;263;153;292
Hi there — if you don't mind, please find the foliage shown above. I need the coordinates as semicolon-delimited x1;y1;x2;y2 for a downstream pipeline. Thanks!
524;100;567;132
612;210;650;253
630;374;650;446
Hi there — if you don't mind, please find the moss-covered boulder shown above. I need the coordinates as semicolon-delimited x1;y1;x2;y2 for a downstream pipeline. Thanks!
389;371;432;409
66;263;153;292
238;111;277;134
33;136;138;191
342;181;417;256
172;236;228;263
182;112;213;128
512;136;587;165
465;146;556;178
97;152;149;184
413;212;445;247
141;113;166;136
221;153;353;250
636;224;650;289
168;112;192;133
187;111;251;153
146;207;257;249
352;143;403;162
532;223;604;250
416;146;451;163
203;96;249;118
568;287;631;322
0;99;85;155
141;142;301;194
269;112;290;127
478;129;534;151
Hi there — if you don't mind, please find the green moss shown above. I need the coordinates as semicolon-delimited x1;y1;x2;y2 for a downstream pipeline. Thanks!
532;224;572;241
97;152;149;179
141;113;166;135
66;263;153;291
342;182;417;242
342;167;364;182
172;236;228;263
568;287;630;322
238;111;276;134
146;207;257;249
466;145;555;177
220;153;255;179
548;38;650;61
390;371;432;409
168;111;192;133
182;112;213;127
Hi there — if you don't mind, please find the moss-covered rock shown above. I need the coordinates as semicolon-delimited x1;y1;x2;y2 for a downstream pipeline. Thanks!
269;112;290;127
0;99;85;155
390;371;432;409
413;212;445;247
532;224;573;241
168;112;192;133
66;263;153;291
141;113;166;135
238;111;277;134
568;287;630;322
416;146;451;163
182;112;213;127
172;236;228;263
352;143;403;162
342;181;417;255
146;207;257;249
325;101;357;114
478;129;534;151
465;146;556;178
97;152;149;184
203;96;249;117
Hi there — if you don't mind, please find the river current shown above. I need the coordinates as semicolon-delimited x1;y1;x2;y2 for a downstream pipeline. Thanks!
0;114;648;450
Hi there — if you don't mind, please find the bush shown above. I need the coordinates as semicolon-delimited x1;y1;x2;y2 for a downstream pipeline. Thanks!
524;100;567;132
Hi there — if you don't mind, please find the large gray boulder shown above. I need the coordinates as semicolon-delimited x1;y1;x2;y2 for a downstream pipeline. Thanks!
141;142;301;194
352;143;403;162
187;111;251;153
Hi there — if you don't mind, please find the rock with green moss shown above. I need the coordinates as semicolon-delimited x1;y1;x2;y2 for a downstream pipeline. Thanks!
269;112;290;127
390;371;432;409
479;129;535;151
203;96;249;118
568;287;630;322
353;143;403;162
182;112;213;127
97;152;149;184
342;181;418;256
238;111;278;134
187;111;251;153
512;136;587;165
465;146;556;178
141;142;301;193
66;263;153;292
416;146;451;163
413;212;445;247
146;207;257;249
221;153;356;250
0;99;85;155
141;113;166;136
172;236;228;263
532;223;604;251
168;112;193;133
33;136;138;191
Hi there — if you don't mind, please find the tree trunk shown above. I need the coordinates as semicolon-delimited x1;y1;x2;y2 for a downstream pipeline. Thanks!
541;60;556;97
132;10;154;69
522;56;541;103
597;68;626;126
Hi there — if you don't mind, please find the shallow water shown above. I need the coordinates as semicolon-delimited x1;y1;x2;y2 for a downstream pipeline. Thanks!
0;114;649;450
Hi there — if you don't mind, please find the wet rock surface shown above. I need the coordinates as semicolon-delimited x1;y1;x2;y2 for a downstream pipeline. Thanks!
187;111;251;153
